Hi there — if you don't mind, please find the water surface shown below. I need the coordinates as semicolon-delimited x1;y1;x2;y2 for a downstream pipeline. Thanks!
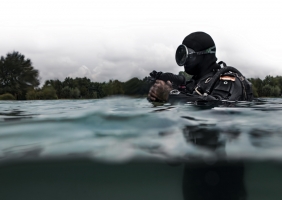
1;97;282;163
1;97;282;200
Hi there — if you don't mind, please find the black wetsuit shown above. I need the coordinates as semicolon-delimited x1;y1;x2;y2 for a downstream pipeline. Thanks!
168;62;253;104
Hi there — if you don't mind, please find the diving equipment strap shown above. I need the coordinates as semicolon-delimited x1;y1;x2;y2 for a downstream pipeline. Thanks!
193;61;253;101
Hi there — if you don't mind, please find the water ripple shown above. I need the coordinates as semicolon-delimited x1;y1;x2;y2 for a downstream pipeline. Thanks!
1;97;282;163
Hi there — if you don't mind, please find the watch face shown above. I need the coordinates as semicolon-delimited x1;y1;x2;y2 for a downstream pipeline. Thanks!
170;89;180;95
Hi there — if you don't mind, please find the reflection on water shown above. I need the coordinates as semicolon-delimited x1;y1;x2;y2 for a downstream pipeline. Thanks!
0;109;33;121
183;162;246;200
181;124;246;200
1;98;282;200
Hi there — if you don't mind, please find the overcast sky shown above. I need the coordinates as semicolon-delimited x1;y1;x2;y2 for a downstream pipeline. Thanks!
0;0;281;84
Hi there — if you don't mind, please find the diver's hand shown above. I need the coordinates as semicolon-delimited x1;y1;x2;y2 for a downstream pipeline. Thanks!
148;80;173;102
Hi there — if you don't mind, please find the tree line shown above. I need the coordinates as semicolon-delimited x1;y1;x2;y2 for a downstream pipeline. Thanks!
249;76;282;97
0;51;281;100
0;51;154;100
25;77;153;100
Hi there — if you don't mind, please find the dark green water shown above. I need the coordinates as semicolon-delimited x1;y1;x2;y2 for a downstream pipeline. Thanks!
1;97;282;200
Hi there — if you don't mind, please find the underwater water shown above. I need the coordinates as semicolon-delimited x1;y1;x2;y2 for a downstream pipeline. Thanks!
0;97;282;200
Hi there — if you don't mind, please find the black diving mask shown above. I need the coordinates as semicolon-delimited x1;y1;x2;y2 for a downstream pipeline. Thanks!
175;45;216;66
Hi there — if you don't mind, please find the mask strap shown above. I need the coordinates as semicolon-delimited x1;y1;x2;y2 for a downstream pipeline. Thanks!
196;46;216;55
206;46;216;53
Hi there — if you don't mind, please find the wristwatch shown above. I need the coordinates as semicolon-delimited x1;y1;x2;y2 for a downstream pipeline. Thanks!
169;89;180;95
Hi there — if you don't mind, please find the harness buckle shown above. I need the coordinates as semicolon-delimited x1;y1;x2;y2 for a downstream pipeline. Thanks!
195;86;203;96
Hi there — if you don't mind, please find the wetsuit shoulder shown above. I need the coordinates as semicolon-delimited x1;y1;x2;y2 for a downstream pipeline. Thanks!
209;72;243;101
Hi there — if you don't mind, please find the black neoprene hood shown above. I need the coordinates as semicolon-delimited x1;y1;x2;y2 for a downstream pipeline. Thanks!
182;32;216;51
181;32;220;77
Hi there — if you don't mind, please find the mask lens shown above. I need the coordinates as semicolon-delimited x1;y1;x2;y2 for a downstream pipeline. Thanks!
186;47;195;54
175;45;188;66
186;47;196;61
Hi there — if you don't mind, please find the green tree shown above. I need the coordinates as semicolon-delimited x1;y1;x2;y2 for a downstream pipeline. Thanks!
26;90;38;100
263;75;277;87
249;78;263;97
91;82;105;98
0;51;40;99
112;80;124;95
63;77;77;88
262;84;273;97
0;93;16;100
44;79;63;98
61;86;72;99
272;86;281;97
251;84;259;98
26;86;58;100
274;76;282;93
102;79;125;96
40;86;58;99
102;81;112;96
123;77;152;96
70;87;80;99
124;78;143;95
74;77;92;98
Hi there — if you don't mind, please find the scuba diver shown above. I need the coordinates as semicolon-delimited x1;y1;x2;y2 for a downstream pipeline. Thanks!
148;31;253;104
149;32;250;200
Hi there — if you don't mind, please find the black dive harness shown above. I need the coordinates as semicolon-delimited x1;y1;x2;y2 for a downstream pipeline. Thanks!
191;61;253;101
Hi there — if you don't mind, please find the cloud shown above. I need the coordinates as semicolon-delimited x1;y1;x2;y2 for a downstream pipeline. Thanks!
68;65;93;79
1;25;280;85
1;0;282;85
